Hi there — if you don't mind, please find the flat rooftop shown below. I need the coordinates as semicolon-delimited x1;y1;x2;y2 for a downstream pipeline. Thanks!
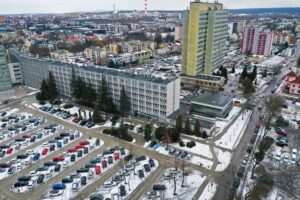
192;93;232;108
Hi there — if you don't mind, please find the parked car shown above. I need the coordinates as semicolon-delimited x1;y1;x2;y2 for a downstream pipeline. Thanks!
138;170;145;178
81;176;87;185
37;174;45;184
119;185;126;196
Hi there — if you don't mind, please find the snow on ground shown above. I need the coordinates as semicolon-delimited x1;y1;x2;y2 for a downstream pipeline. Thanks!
0;108;19;119
198;181;217;200
213;106;241;137
214;148;232;172
42;149;129;200
216;110;252;150
94;157;159;200
153;145;213;170
142;168;205;200
171;138;213;159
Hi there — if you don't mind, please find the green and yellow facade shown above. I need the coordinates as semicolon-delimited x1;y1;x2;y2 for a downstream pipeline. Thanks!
182;1;228;76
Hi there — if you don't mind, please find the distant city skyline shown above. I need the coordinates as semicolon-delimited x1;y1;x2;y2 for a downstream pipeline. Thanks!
0;0;299;14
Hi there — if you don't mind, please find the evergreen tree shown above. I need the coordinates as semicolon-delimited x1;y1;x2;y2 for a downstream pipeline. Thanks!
70;68;77;99
175;115;183;133
184;118;191;135
108;96;118;114
92;106;102;124
144;124;153;142
39;79;49;100
85;79;96;107
169;128;180;143
262;69;267;78
202;130;208;139
220;66;228;80
243;77;255;95
194;119;201;137
89;111;92;121
119;86;131;116
240;66;248;81
250;65;257;81
231;66;235;74
47;72;58;102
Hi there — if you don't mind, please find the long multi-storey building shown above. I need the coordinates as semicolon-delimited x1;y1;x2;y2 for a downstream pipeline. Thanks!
181;1;228;76
84;47;107;65
11;50;180;122
0;46;12;91
241;26;274;56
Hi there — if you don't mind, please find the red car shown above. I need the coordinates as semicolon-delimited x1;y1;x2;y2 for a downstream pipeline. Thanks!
6;147;13;154
22;134;31;139
276;128;288;136
75;144;85;149
79;141;90;146
52;156;65;162
72;117;78;123
114;152;120;161
42;148;48;155
68;148;78;153
256;123;261;129
95;166;101;175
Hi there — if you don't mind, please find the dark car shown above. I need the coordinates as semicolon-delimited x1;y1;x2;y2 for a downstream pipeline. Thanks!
152;184;166;191
149;159;155;168
276;141;288;147
136;155;146;162
144;164;151;172
108;156;113;164
37;174;45;184
81;176;87;185
54;164;61;172
70;154;76;162
85;163;96;169
90;158;101;164
36;166;48;172
62;177;73;183
138;170;145;179
77;168;89;173
16;154;28;159
84;147;89;154
119;185;126;197
232;178;241;188
124;154;133;161
77;150;82;158
80;120;88;126
18;176;31;182
14;181;29;188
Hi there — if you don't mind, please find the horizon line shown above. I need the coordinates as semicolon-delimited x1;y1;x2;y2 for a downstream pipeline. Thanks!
1;6;299;16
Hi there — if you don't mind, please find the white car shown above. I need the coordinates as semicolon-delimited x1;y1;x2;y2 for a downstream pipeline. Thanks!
283;155;289;163
49;189;63;197
26;150;35;155
46;170;53;178
42;142;49;147
103;181;116;188
275;152;281;161
27;180;35;190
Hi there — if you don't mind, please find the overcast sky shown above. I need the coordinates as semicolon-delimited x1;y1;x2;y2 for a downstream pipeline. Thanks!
0;0;299;14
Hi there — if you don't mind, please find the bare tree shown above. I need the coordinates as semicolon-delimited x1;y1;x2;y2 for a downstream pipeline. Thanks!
263;95;284;137
181;160;185;187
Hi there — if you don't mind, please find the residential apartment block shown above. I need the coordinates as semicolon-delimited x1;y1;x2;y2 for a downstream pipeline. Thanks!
181;1;228;76
241;26;274;56
50;50;71;63
84;47;107;65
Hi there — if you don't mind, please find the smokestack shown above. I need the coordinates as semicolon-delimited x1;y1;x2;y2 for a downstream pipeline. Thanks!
144;0;147;14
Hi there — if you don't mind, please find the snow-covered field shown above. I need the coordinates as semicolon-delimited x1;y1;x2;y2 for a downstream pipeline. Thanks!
216;110;252;150
198;181;217;200
42;148;128;200
171;139;213;159
142;168;205;200
92;157;158;199
0;129;81;181
12;137;102;193
215;148;232;172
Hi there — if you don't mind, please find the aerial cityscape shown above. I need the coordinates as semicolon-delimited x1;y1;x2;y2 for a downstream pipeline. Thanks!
0;0;300;200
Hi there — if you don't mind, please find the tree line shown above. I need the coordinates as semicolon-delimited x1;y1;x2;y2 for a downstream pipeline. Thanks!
69;69;131;122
